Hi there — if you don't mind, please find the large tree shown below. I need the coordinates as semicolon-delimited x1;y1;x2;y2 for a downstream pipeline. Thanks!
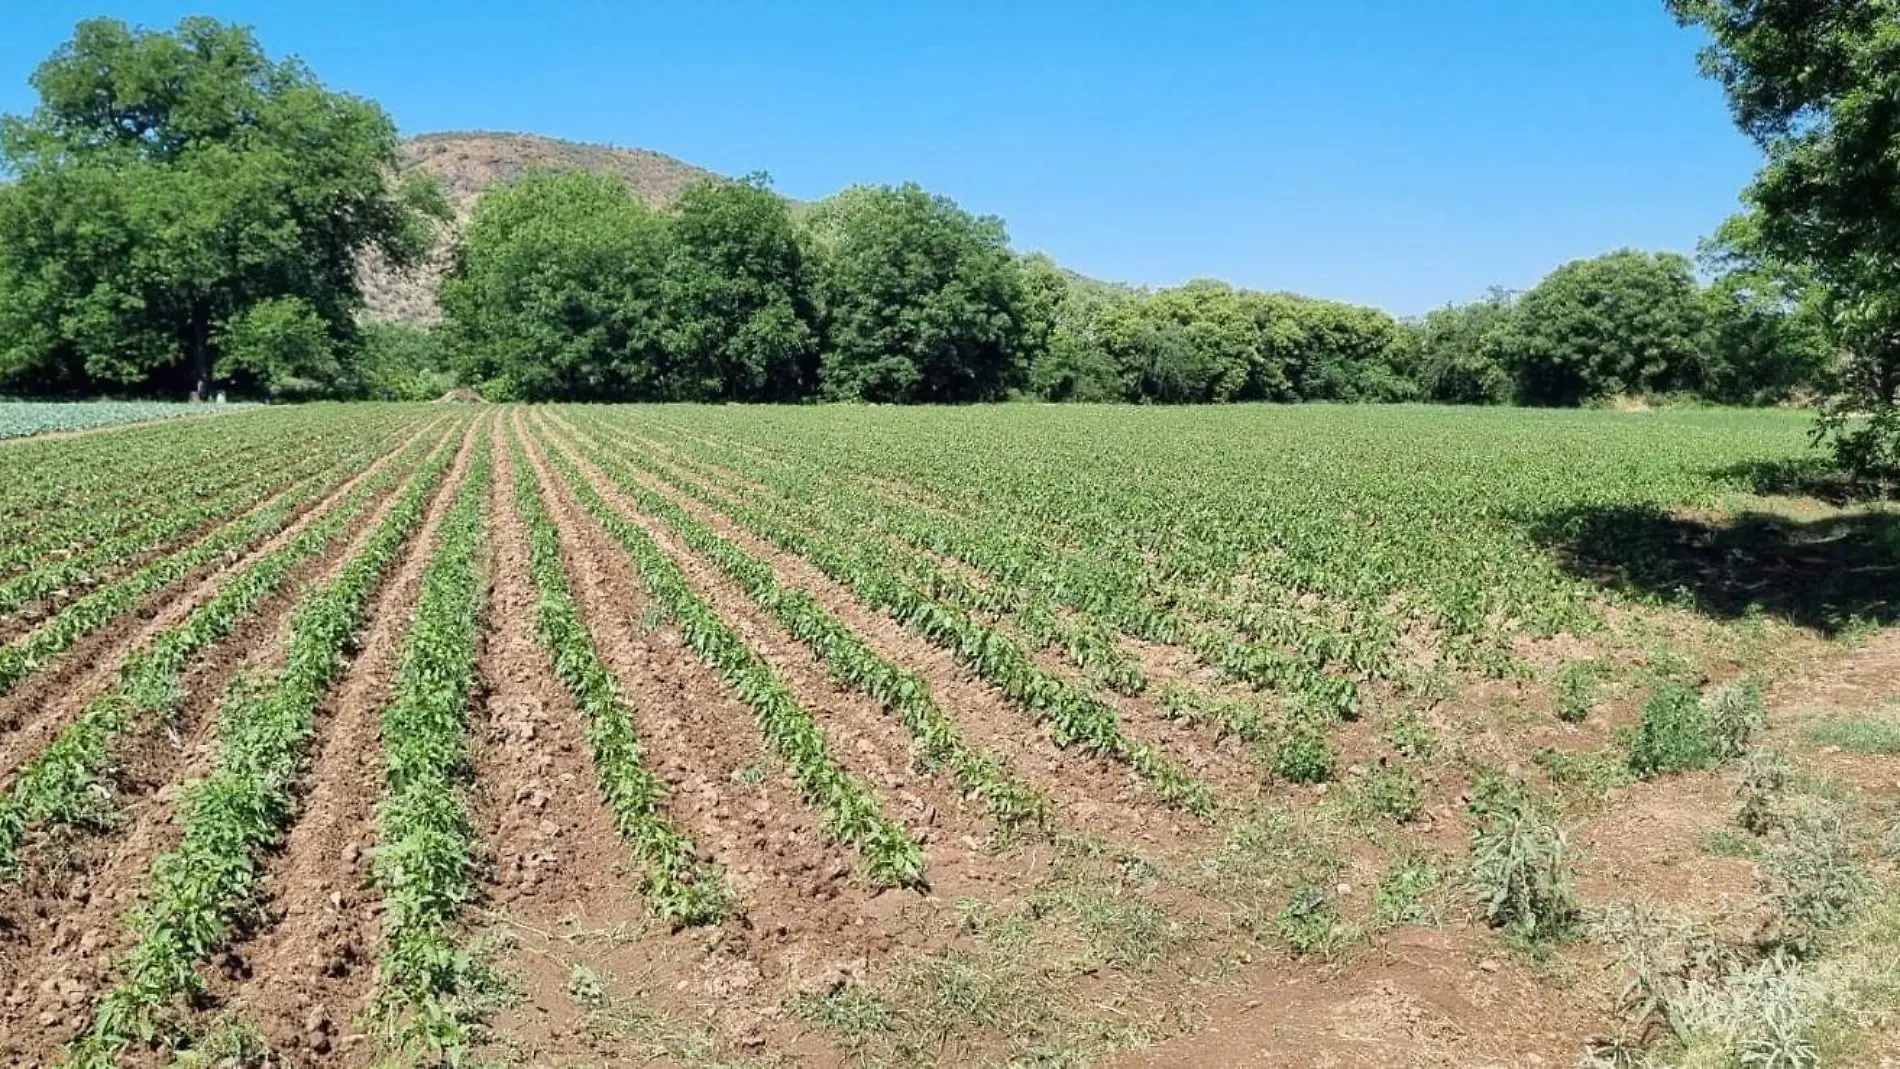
805;184;1029;403
1496;249;1709;406
0;16;445;399
1670;0;1900;475
660;175;818;401
440;171;671;401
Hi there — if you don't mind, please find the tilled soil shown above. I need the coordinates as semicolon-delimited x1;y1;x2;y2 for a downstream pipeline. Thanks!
0;421;458;1062
207;420;483;1063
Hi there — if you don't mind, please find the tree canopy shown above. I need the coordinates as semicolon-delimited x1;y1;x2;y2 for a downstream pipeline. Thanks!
0;16;447;399
440;170;671;401
1670;0;1900;476
805;184;1029;403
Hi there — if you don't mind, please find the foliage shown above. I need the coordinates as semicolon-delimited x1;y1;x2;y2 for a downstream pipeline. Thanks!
1468;796;1580;943
373;442;494;1058
1555;659;1604;723
1407;289;1517;404
0;400;248;440
0;16;447;400
805;183;1028;403
544;436;928;886
0;419;442;877
213;296;339;400
1496;249;1710;406
1671;0;1900;479
440;171;669;401
67;424;459;1063
1628;679;1763;779
660;175;819;400
507;425;733;925
355;323;456;401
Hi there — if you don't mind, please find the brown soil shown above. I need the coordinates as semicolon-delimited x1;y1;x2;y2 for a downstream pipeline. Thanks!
207;418;484;1064
0;420;451;782
512;414;899;1046
1108;927;1592;1068
538;413;1179;848
0;423;457;1062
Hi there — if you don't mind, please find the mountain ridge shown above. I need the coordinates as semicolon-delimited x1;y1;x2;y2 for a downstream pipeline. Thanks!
361;131;723;324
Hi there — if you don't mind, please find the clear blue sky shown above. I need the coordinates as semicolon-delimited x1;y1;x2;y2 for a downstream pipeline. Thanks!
0;1;1759;316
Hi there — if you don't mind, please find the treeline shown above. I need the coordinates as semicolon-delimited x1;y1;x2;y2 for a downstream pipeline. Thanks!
0;15;1835;411
438;167;1828;407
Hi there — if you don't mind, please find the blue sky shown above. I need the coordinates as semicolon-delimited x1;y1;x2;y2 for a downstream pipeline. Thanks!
0;1;1758;316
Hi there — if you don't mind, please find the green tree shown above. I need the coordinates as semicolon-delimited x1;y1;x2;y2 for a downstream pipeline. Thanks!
0;16;445;399
439;171;670;401
1497;249;1708;406
1409;290;1518;404
1669;0;1900;478
661;175;818;400
805;184;1029;403
1698;214;1832;406
214;296;338;400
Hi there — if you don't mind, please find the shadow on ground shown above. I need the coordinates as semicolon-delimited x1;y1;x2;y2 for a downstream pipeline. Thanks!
1532;504;1900;635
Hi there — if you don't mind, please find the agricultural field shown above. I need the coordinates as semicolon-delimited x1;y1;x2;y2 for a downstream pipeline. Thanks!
0;402;1895;1068
0;400;251;441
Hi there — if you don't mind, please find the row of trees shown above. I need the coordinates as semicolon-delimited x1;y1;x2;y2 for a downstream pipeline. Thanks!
440;171;1831;408
0;13;1892;474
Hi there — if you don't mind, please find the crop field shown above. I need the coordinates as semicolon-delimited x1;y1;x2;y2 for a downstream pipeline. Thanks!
0;402;1895;1067
0;400;251;441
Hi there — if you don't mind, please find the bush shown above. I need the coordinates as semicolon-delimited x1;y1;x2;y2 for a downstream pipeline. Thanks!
1469;798;1579;943
1628;679;1762;778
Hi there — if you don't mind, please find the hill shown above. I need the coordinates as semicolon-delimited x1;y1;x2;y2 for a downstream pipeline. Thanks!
359;131;723;325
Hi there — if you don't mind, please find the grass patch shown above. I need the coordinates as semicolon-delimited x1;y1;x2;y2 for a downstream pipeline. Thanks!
1805;716;1900;756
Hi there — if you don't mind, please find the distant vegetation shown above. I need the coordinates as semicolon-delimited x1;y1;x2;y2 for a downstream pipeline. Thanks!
0;11;1895;476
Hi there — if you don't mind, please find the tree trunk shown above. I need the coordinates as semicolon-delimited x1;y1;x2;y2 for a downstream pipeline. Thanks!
187;309;210;403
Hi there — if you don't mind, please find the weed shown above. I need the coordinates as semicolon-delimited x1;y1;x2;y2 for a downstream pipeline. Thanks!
1761;802;1870;952
1804;716;1900;756
1735;748;1792;835
1556;659;1604;723
1628;678;1762;778
1534;746;1635;796
1272;721;1335;784
1381;708;1437;760
1374;853;1442;927
1348;760;1423;823
1468;797;1579;943
1275;886;1346;958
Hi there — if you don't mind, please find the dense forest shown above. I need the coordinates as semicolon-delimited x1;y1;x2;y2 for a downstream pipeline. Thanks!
0;13;1888;452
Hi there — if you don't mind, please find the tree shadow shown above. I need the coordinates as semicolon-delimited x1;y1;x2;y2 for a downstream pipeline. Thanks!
1530;503;1900;635
1710;457;1892;505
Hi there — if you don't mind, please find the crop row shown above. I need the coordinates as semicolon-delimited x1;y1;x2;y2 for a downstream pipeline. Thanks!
66;426;462;1064
371;438;492;1058
551;414;1213;816
540;434;928;888
506;422;732;926
0;417;404;617
0;426;454;877
0;404;402;539
0;413;428;584
610;416;1369;716
547;421;1051;832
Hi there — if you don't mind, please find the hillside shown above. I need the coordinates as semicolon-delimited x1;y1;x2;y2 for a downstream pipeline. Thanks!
359;132;723;325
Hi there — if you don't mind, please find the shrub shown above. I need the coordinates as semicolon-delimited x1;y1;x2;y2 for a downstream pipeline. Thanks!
1628;679;1762;778
1469;799;1580;943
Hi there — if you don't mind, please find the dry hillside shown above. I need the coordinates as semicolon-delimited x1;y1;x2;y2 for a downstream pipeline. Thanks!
359;132;722;325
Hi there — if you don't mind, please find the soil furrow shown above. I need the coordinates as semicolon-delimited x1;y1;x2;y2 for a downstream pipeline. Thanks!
515;413;902;997
205;417;485;1064
0;421;458;1060
543;413;1178;845
0;418;450;781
